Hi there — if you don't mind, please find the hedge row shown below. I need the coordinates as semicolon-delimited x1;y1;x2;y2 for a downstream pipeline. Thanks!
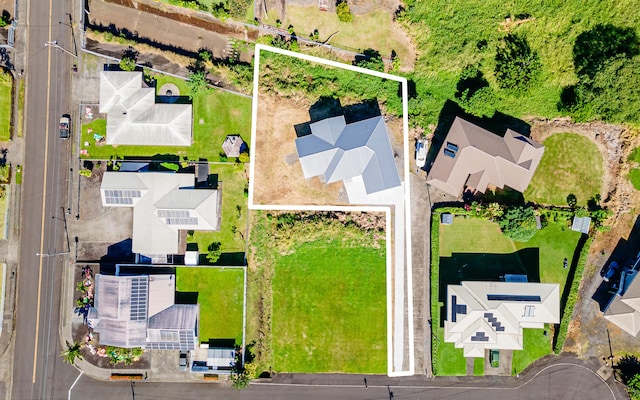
553;236;593;353
430;212;441;375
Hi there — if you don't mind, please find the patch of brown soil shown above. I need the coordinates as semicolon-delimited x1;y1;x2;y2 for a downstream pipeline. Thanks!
253;92;348;205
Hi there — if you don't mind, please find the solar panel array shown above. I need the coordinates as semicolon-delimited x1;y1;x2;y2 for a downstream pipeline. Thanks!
470;331;490;342
104;189;142;205
129;277;148;321
157;210;190;218
147;330;195;350
487;294;541;302
166;217;199;225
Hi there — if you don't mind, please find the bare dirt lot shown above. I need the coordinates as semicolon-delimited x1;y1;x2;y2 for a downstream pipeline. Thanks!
529;118;640;360
253;92;348;205
252;92;405;205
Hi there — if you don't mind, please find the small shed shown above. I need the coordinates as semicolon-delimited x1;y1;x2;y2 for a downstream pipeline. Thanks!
571;216;591;234
441;213;454;225
185;250;199;266
222;135;248;158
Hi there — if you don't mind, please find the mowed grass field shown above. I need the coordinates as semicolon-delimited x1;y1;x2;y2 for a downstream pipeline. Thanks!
0;71;12;142
525;133;603;206
81;75;252;160
176;267;244;345
435;217;580;375
272;239;386;373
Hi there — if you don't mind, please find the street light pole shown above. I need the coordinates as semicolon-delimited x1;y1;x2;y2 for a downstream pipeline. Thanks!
44;40;77;58
52;207;71;254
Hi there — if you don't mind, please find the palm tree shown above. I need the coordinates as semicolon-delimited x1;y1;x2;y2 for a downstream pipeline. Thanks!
60;341;83;365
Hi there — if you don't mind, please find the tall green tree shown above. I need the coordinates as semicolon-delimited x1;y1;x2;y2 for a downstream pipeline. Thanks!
498;206;537;242
494;34;541;91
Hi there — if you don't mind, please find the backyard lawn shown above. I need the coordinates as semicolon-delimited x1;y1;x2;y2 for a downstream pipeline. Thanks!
0;70;12;141
175;267;244;345
525;133;603;206
189;163;248;266
80;75;252;160
435;217;581;375
272;239;386;373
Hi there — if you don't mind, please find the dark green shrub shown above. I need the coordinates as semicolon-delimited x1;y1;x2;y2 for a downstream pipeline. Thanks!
498;205;537;242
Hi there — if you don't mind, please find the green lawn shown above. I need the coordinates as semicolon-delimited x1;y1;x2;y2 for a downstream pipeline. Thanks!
80;75;252;161
435;217;580;375
434;338;467;376
272;239;386;373
0;71;12;141
189;163;248;266
525;133;603;206
512;327;552;375
474;357;484;376
176;267;244;345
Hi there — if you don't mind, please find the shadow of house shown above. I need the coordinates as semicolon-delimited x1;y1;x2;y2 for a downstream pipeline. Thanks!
437;249;540;326
100;238;136;273
592;216;640;312
295;97;383;138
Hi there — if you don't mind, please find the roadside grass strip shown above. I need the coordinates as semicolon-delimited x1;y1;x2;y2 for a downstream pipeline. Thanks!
0;71;12;141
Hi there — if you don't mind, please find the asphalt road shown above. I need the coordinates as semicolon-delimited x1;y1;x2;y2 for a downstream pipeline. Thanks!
11;0;77;399
67;363;620;400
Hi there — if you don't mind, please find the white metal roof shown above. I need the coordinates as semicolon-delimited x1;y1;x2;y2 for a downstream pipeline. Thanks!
100;71;193;146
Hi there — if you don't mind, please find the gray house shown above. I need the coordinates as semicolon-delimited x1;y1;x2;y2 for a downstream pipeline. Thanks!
295;115;401;195
88;273;199;350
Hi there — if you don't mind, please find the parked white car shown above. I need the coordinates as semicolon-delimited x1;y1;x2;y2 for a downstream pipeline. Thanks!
415;138;428;168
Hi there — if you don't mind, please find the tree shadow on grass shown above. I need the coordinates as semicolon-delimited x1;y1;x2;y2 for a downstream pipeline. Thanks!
573;23;639;79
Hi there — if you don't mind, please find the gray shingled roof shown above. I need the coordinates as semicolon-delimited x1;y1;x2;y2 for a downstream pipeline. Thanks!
295;115;401;194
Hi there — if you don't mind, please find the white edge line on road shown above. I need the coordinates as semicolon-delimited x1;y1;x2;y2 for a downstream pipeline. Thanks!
68;371;83;400
248;45;414;376
253;363;617;398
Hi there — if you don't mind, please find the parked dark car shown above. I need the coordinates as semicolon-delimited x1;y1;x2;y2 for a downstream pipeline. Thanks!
603;261;620;282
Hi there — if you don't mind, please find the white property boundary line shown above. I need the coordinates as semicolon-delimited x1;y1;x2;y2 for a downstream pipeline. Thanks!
248;44;414;377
